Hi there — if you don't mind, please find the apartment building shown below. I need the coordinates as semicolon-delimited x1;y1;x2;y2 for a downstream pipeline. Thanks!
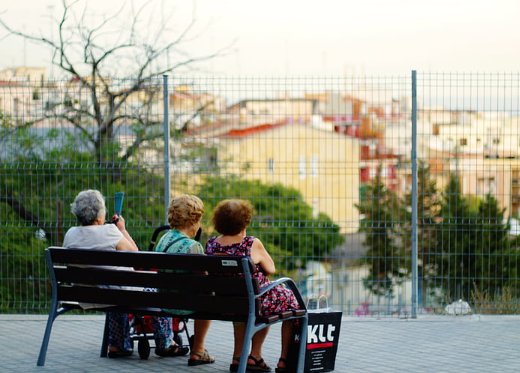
210;121;361;234
418;109;520;218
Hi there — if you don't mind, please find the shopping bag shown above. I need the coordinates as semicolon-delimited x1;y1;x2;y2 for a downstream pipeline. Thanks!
304;309;342;372
289;296;342;373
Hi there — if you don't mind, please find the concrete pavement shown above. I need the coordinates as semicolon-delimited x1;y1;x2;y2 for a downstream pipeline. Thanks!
1;314;519;373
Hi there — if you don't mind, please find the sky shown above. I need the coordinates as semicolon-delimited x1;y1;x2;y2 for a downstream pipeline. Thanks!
1;0;519;77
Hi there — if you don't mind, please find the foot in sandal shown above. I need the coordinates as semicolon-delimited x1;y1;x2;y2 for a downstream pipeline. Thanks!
187;349;215;366
247;355;272;372
229;356;240;372
274;357;290;373
155;343;189;357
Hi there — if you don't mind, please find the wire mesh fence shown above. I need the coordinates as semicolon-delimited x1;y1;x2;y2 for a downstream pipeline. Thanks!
0;72;519;316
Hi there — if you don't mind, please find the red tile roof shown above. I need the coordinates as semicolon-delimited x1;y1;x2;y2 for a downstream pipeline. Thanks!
218;121;288;138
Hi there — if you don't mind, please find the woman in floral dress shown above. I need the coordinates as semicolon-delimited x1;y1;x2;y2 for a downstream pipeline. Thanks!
206;199;299;373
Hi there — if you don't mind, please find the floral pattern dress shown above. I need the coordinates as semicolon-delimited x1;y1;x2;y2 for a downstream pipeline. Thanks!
205;236;299;315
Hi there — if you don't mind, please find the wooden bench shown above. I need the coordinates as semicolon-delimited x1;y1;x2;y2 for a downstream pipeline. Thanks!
37;246;308;373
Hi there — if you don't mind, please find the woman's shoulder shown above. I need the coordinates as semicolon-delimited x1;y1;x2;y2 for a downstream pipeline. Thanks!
243;236;256;245
159;228;176;239
205;236;220;252
187;241;205;254
157;229;202;254
65;224;119;235
64;225;79;235
101;223;124;237
161;228;185;242
154;229;173;252
101;223;119;231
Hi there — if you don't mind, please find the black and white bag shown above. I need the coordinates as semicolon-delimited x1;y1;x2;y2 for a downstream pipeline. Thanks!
289;295;342;372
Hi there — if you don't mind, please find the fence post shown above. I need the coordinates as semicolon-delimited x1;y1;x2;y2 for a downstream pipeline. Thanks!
163;75;170;224
411;70;418;318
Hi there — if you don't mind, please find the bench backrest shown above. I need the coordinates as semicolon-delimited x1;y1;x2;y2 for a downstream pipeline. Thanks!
46;246;261;319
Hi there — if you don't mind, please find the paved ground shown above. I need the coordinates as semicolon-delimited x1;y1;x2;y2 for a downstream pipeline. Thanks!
1;313;519;373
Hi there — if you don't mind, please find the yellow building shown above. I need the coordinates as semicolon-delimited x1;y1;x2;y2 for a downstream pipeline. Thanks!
214;122;360;233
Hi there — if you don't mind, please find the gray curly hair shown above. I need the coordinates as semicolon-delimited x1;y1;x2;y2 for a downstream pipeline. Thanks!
71;189;106;226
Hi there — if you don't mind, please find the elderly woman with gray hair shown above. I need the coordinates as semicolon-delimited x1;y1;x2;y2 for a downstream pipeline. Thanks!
63;189;138;252
63;189;188;359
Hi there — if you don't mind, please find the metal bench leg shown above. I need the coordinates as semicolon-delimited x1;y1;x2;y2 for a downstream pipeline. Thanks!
295;315;308;373
37;308;58;366
238;319;255;373
100;313;110;357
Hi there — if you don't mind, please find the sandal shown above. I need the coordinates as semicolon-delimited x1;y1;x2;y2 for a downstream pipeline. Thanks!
188;349;215;366
155;344;189;357
230;356;240;372
275;358;291;373
247;355;272;372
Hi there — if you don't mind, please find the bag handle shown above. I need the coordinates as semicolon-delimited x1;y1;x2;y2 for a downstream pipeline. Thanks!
307;294;329;310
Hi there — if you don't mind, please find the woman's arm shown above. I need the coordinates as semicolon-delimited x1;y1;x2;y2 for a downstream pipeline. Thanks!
114;215;139;252
251;238;276;275
116;236;139;251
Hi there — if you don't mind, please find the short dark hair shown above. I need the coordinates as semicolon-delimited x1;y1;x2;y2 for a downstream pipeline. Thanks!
212;199;253;235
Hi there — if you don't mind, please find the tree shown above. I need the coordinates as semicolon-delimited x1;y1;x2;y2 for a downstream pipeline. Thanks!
0;128;167;312
196;175;345;275
0;0;230;228
473;194;513;295
0;0;229;164
356;170;409;297
432;173;477;301
404;161;441;305
432;173;520;302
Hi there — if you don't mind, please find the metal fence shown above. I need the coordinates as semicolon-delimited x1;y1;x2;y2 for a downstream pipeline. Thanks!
1;72;519;316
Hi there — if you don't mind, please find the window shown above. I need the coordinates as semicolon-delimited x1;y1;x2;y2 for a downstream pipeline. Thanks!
477;177;496;196
268;158;274;174
312;198;319;219
360;167;370;182
299;156;306;179
13;98;22;118
369;144;377;158
311;154;318;177
459;138;467;146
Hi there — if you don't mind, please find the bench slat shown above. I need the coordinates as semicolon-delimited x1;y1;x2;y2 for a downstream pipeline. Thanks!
276;311;294;319
256;314;280;324
292;309;307;317
53;267;260;295
57;286;254;315
48;247;255;273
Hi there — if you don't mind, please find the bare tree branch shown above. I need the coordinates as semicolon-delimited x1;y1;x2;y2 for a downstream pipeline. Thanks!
0;193;41;228
181;100;216;133
0;0;233;166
